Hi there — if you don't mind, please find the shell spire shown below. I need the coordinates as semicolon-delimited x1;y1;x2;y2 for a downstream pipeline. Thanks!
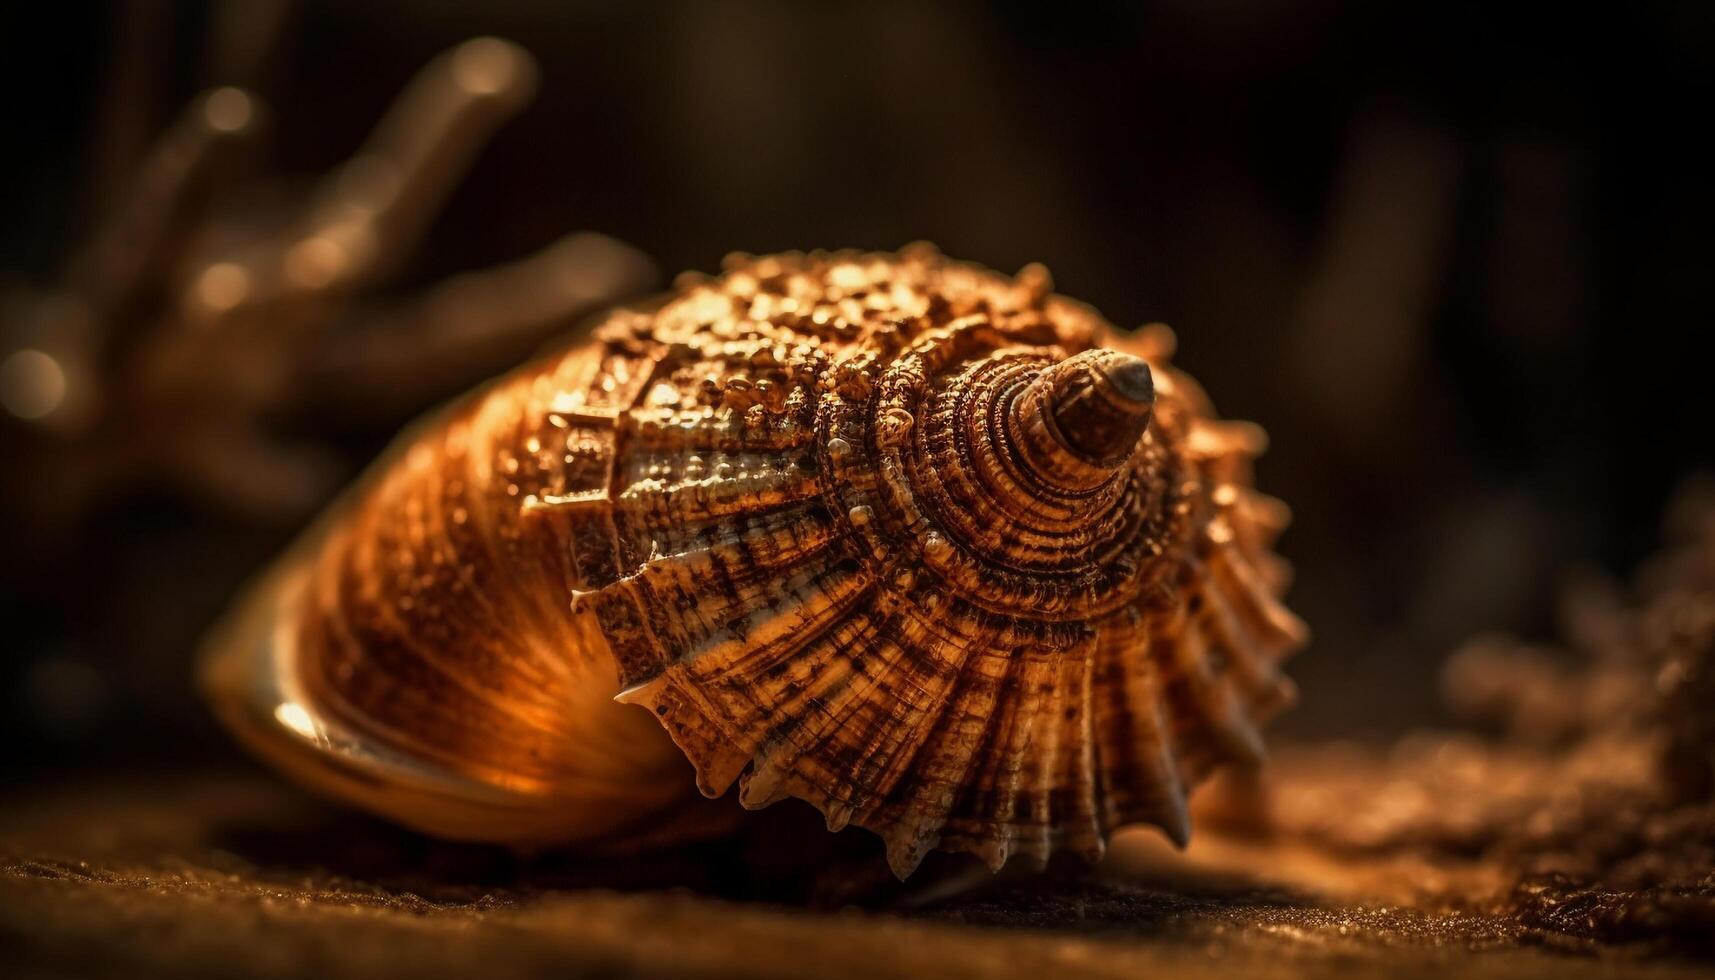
1009;348;1155;492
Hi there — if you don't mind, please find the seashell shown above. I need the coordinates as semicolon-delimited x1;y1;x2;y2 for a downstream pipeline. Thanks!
199;245;1307;877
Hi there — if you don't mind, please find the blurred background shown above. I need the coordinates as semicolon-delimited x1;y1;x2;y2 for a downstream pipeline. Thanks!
1;0;1711;789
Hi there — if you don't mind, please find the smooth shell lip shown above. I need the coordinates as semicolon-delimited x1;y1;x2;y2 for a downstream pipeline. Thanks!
200;517;738;852
198;561;569;842
193;383;625;843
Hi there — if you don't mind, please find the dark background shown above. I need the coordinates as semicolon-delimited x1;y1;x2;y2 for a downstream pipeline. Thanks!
2;0;1711;787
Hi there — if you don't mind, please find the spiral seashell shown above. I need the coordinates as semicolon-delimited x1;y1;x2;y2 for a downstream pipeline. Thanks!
200;245;1307;877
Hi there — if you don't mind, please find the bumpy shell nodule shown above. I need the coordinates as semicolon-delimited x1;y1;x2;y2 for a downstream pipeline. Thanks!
201;246;1307;878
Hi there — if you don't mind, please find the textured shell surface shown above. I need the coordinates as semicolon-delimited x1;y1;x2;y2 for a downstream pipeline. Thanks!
200;245;1307;878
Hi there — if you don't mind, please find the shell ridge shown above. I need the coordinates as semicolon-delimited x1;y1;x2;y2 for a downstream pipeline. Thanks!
734;601;893;809
807;624;974;836
616;454;825;525
685;586;861;727
626;412;818;454
821;609;1003;868
740;619;898;809
655;556;873;676
612;504;841;607
936;645;1059;871
830;605;988;810
868;645;1012;877
1154;597;1268;773
613;675;751;798
1194;567;1297;719
919;641;1063;871
1206;539;1311;659
1050;632;1105;861
1015;649;1069;866
756;590;987;831
615;563;882;797
1094;606;1191;844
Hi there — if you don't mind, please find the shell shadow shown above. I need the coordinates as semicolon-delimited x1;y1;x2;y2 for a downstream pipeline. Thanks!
909;869;1313;939
207;784;972;909
207;778;1316;928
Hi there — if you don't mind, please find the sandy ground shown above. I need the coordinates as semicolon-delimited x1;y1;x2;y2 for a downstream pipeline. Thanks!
4;768;1709;980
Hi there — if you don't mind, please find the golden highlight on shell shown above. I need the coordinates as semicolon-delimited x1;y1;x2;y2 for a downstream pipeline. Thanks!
199;245;1308;878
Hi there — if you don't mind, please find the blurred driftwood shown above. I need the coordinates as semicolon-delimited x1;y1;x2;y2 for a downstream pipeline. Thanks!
2;35;656;525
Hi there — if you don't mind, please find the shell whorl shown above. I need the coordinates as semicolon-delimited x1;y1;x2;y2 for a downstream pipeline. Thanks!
583;249;1304;875
1012;348;1155;485
248;246;1306;877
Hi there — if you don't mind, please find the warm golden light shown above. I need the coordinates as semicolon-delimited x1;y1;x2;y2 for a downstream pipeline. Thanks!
274;701;320;741
284;236;349;289
334;155;402;216
0;348;68;420
452;37;524;97
203;87;255;134
193;262;252;314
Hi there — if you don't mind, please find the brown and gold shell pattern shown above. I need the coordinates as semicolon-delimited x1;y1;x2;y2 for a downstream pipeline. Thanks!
205;245;1307;878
